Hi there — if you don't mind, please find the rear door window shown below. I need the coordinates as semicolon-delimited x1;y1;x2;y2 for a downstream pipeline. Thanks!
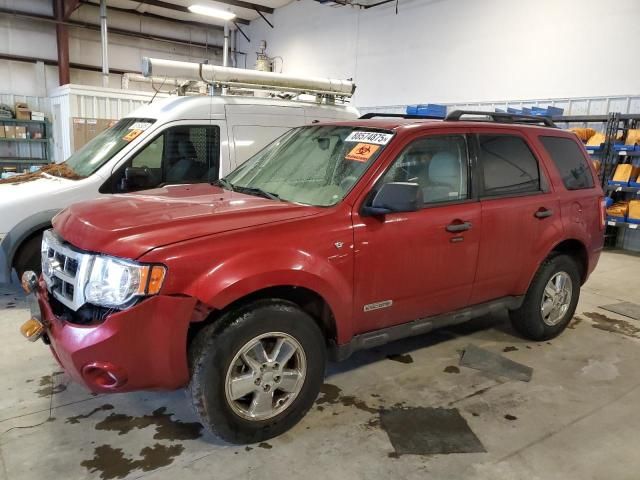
539;136;594;190
478;134;541;196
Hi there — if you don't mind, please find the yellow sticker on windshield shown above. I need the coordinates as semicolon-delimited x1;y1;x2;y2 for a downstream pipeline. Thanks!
122;129;143;142
345;143;380;162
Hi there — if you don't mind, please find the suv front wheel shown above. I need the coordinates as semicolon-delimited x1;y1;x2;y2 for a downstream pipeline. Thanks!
189;299;326;444
510;254;581;341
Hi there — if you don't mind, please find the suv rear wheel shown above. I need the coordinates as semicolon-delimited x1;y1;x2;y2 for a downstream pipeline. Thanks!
509;254;580;341
189;299;326;444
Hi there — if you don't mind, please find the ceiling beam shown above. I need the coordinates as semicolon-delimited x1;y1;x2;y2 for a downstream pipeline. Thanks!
63;0;82;19
0;8;237;55
213;0;274;14
135;0;250;24
79;1;224;32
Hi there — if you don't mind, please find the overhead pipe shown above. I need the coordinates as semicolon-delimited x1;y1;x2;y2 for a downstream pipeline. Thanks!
142;57;356;97
100;0;109;87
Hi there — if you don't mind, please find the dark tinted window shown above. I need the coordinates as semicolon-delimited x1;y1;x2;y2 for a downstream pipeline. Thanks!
540;136;594;190
478;134;540;196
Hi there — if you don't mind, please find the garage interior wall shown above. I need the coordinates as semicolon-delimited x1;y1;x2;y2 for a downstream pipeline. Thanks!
0;0;225;97
239;0;640;108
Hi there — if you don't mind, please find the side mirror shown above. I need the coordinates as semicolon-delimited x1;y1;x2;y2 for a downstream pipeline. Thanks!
124;166;154;191
362;182;423;216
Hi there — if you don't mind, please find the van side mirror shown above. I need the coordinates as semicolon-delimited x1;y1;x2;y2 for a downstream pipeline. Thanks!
124;166;155;191
362;182;423;216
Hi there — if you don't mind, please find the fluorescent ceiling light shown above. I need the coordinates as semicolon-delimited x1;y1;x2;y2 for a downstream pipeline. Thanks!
188;4;236;20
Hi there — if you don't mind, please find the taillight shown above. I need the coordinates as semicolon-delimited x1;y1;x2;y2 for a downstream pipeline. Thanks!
599;197;606;230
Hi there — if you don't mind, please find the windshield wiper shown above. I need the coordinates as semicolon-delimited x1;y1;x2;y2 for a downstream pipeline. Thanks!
233;185;282;201
213;178;234;191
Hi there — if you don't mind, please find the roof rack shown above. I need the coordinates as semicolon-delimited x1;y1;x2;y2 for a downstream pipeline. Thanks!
359;113;444;120
445;110;557;128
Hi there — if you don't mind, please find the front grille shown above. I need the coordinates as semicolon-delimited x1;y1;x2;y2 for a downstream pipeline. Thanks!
41;230;93;312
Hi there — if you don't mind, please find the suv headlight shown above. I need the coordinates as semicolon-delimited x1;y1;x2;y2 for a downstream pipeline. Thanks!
84;256;166;309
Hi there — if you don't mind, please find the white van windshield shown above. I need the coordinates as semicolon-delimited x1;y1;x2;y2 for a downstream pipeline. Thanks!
224;125;392;206
63;118;156;178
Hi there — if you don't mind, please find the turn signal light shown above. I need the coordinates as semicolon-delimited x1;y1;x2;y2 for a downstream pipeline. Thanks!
21;270;38;294
20;317;44;342
134;265;166;296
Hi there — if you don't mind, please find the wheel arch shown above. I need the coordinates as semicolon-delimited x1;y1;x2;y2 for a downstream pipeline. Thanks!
2;209;59;280
188;284;340;352
548;238;589;284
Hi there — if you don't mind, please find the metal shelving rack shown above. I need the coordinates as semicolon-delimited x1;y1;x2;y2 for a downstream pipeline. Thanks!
0;118;51;172
553;113;640;248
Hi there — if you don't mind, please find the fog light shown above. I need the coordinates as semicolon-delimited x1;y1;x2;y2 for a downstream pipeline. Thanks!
21;270;38;294
82;362;127;389
20;317;44;342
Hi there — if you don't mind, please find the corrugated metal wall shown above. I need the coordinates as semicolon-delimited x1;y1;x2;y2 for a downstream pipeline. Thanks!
359;94;640;117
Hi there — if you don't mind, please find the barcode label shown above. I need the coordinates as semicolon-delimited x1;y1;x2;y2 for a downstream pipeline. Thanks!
607;221;616;226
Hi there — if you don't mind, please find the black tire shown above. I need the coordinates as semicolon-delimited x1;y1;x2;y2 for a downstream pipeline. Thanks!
189;299;326;444
13;233;43;279
510;254;581;341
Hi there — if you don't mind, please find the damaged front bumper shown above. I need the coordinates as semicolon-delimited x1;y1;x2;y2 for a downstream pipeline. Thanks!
20;275;198;393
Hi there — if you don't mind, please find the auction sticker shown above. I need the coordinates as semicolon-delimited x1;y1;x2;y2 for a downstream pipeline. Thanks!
122;129;143;142
345;131;393;145
129;122;153;131
345;143;380;162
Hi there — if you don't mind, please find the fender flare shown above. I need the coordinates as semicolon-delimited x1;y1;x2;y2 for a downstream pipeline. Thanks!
0;209;60;282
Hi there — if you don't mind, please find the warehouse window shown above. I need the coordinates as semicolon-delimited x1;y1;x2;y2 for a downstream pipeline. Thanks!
113;125;220;192
539;136;594;190
478;134;541;196
381;135;469;204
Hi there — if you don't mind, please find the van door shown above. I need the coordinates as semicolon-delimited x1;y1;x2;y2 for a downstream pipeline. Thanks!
225;104;304;170
105;120;228;192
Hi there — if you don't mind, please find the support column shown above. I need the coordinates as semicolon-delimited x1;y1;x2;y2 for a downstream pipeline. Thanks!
53;0;70;86
100;0;109;87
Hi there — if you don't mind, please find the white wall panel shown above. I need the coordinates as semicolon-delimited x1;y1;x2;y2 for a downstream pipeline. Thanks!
240;0;640;108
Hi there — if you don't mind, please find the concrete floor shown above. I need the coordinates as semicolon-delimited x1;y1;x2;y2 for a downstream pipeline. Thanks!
1;250;639;480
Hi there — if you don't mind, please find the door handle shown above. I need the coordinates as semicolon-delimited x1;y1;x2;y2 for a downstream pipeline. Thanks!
446;221;472;233
534;208;553;219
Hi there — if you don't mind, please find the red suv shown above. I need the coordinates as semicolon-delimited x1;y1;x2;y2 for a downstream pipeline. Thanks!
21;111;604;443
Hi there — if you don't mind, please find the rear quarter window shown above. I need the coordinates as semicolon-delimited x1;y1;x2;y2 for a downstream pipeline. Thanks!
539;136;594;190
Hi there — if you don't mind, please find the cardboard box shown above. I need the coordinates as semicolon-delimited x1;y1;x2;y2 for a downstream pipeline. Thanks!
612;164;634;184
0;125;5;138
15;126;27;139
31;111;45;122
72;118;86;152
4;125;16;139
629;200;640;222
14;103;31;121
86;118;98;142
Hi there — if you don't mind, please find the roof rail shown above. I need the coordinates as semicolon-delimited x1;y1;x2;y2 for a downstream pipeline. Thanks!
359;113;444;120
445;110;557;128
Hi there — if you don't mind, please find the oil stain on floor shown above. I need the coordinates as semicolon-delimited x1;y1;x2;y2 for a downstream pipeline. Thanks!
380;407;485;456
386;353;414;364
94;407;203;440
583;312;640;339
35;371;67;397
66;404;114;424
316;384;379;414
81;443;184;480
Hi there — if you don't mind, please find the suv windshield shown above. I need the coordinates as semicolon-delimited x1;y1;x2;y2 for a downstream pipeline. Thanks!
224;125;393;206
62;118;156;178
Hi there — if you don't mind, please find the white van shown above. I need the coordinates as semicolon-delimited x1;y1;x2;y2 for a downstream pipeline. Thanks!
0;95;358;282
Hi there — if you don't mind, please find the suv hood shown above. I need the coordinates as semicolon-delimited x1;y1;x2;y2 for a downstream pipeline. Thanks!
53;184;322;259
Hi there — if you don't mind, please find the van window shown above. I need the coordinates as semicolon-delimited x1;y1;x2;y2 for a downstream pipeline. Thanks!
113;125;220;192
233;125;292;166
539;136;594;190
478;134;541;196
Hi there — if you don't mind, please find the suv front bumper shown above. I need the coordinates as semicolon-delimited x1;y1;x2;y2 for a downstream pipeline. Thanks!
27;279;197;393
